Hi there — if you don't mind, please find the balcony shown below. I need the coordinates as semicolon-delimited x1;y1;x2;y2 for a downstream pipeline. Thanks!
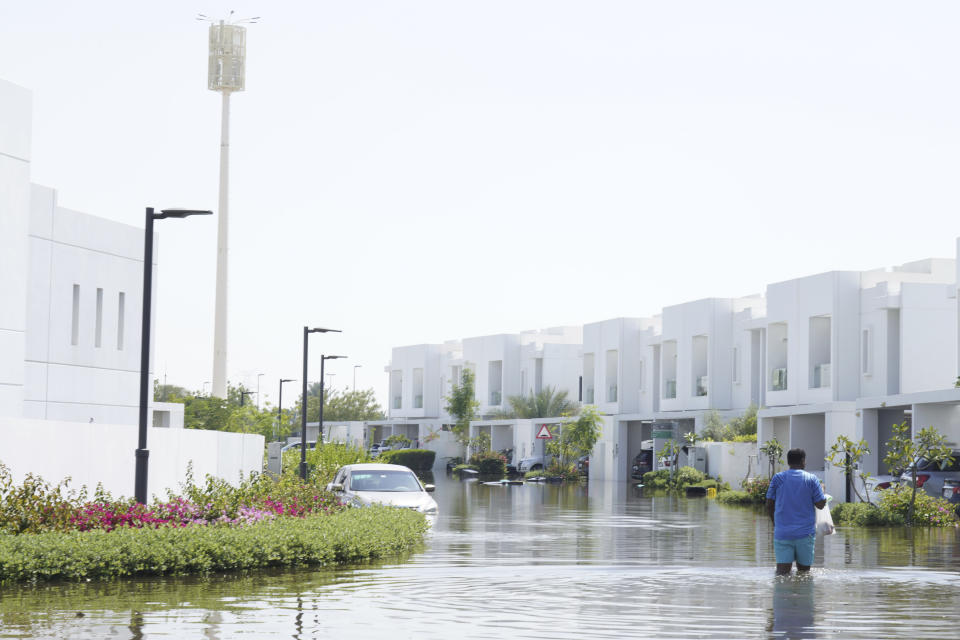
414;394;423;409
772;368;788;392
695;375;709;397
665;379;677;399
489;391;502;406
813;363;831;389
607;385;618;402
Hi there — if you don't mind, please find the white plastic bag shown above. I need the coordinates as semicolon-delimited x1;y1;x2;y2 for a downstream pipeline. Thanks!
815;496;835;536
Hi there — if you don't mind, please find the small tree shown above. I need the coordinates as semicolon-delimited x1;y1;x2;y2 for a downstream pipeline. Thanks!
546;406;603;470
445;368;479;446
683;431;703;447
826;435;872;504
759;437;784;478
467;432;491;455
384;434;412;449
658;439;682;480
883;422;955;525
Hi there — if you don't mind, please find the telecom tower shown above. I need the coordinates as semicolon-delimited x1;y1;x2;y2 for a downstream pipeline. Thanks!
204;14;253;398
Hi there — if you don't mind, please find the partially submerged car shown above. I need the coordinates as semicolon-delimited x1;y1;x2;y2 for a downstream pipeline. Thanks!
326;463;438;514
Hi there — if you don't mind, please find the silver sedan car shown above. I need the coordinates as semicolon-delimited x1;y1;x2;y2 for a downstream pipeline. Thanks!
326;463;438;514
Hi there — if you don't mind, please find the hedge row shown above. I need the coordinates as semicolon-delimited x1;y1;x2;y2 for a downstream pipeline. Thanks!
377;449;437;471
0;505;427;584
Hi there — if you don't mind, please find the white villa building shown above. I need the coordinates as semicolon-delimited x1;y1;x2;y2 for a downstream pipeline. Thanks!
0;78;262;497
375;251;960;502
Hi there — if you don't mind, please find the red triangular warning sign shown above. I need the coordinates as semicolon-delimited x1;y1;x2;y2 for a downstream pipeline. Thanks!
535;424;553;439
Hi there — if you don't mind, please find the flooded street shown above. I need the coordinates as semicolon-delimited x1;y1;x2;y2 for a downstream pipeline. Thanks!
3;474;960;638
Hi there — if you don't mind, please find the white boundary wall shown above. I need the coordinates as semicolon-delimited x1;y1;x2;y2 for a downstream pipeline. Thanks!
0;417;263;500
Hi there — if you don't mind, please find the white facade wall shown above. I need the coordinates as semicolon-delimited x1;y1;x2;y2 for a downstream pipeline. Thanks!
0;80;32;418
463;334;521;414
24;185;153;423
582;318;645;415
0;416;263;501
386;344;443;418
763;271;861;407
899;283;956;394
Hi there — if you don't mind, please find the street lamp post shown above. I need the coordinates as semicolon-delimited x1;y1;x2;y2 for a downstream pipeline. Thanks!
136;207;212;505
276;378;295;441
300;327;341;480
256;373;264;410
353;364;362;391
240;390;254;406
319;355;346;449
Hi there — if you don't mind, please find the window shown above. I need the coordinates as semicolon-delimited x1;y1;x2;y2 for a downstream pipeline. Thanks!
606;350;618;402
583;353;595;403
391;370;403;409
413;368;424;408
95;288;103;348
71;284;80;346
862;328;872;375
117;292;125;350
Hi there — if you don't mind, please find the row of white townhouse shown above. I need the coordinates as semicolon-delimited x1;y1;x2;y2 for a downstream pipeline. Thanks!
378;253;960;500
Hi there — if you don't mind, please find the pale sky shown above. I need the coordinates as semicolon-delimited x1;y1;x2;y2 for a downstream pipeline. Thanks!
2;1;959;410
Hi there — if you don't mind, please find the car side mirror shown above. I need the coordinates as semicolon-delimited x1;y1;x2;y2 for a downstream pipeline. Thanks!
424;484;435;493
330;483;344;493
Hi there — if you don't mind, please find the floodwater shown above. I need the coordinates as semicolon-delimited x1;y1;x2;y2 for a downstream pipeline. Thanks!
2;475;960;639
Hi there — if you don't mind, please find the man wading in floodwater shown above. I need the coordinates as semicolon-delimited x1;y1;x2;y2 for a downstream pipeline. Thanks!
765;448;827;576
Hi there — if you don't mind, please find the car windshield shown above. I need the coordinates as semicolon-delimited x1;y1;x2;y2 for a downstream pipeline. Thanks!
349;470;422;492
917;456;960;472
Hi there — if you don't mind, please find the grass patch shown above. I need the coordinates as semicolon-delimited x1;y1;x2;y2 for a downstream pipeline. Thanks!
0;506;427;584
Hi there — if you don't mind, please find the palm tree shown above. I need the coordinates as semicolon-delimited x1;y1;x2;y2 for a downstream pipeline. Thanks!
507;386;578;419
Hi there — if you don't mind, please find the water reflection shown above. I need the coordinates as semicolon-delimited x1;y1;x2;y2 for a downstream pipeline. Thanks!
2;474;960;638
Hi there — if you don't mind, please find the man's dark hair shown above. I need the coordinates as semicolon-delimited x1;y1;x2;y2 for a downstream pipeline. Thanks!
787;448;806;466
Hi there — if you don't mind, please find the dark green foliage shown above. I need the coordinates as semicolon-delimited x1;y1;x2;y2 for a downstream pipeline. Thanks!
830;502;904;527
0;507;427;584
502;386;578;419
641;467;711;491
469;450;507;476
715;490;754;505
378;449;437;472
445;369;479;445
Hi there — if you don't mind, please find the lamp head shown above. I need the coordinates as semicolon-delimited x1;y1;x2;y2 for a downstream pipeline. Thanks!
307;327;341;334
156;208;213;220
323;355;347;361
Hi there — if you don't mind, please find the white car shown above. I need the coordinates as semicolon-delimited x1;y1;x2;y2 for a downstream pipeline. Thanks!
326;463;438;514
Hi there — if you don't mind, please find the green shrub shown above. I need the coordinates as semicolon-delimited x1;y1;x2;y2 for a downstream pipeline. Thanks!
468;450;507;476
378;449;436;471
523;469;546;479
716;490;754;505
641;469;671;489
0;506;427;584
877;486;957;527
742;477;770;503
452;464;478;475
831;502;904;527
545;462;581;482
732;433;757;443
674;466;705;488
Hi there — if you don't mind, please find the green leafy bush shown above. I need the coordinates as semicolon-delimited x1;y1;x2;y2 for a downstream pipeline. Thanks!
452;464;477;475
378;449;436;471
742;477;771;503
674;466;705;487
830;502;904;527
877;486;957;527
0;506;427;584
641;470;671;489
468;450;507;476
716;490;753;505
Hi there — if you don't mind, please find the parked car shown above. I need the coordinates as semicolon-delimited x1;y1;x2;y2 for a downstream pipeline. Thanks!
898;454;960;498
326;463;438;514
576;456;589;475
941;478;960;517
631;450;653;480
518;454;553;473
863;474;898;501
281;441;317;453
